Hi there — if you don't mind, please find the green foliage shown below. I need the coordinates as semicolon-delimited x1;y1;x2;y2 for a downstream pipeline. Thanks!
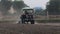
46;0;60;15
40;10;47;16
0;0;27;15
0;1;12;15
36;19;60;23
1;1;12;10
35;9;47;16
34;7;43;15
13;1;27;9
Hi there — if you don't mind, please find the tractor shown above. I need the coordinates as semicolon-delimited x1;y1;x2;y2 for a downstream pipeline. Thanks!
19;7;35;24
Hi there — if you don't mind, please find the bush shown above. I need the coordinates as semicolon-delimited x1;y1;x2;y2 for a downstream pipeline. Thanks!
36;19;60;23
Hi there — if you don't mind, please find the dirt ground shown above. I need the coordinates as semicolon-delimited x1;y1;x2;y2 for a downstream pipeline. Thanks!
0;23;60;34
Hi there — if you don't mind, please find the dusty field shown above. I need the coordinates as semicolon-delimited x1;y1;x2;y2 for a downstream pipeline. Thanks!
0;23;60;34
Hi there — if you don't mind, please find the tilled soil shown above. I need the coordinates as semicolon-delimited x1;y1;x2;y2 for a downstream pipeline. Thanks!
0;23;60;34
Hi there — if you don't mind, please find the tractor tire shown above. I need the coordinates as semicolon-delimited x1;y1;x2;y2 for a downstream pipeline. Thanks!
31;20;35;24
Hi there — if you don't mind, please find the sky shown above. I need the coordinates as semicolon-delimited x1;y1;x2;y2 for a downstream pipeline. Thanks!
23;0;49;9
11;0;49;9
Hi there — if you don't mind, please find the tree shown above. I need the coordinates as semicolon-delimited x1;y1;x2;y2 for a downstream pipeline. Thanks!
0;0;12;15
12;1;28;15
0;0;27;15
34;7;43;15
46;0;60;15
13;1;27;10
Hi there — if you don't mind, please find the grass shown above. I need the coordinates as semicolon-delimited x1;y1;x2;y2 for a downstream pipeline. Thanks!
36;19;60;23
